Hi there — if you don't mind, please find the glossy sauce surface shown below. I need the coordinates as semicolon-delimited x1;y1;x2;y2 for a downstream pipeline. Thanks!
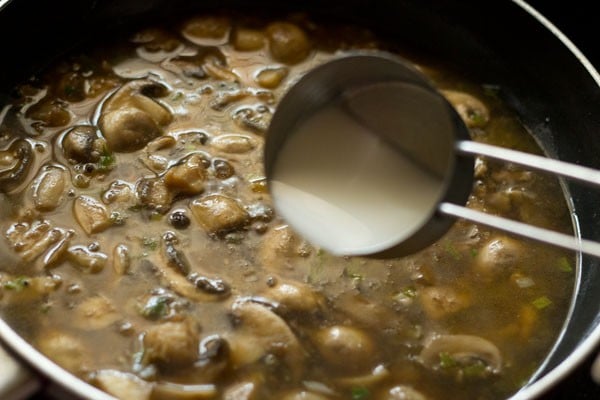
0;13;575;400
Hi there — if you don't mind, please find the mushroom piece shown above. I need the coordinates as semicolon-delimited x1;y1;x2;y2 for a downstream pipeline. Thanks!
152;382;218;400
226;300;304;377
210;134;256;154
266;22;311;64
0;139;34;193
313;325;376;372
383;385;428;400
419;334;502;376
419;286;470;320
255;67;288;89
99;80;172;152
37;331;89;373
231;27;265;51
262;280;324;314
258;225;311;270
474;236;524;278
163;154;207;196
32;165;68;211
91;370;153;400
61;125;104;164
223;381;259;400
279;390;332;400
142;319;200;369
190;194;249;235
67;245;108;273
72;295;121;330
136;177;173;213
73;195;112;235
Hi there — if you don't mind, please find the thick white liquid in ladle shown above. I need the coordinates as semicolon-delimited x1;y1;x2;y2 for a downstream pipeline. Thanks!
271;105;443;256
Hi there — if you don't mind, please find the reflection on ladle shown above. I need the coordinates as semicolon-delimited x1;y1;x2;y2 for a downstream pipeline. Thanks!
264;53;600;258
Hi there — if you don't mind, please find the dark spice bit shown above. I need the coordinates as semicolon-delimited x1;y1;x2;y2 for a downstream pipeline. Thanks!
169;210;190;229
162;232;190;275
188;272;230;295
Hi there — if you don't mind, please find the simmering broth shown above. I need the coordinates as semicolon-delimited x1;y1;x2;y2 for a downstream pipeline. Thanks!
0;12;575;400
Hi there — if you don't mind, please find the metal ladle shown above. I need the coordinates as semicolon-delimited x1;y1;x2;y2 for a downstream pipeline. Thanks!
264;53;600;258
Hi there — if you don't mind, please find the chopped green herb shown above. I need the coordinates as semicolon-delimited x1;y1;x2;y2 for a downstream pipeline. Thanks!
63;85;77;96
3;276;30;291
140;296;169;320
171;91;184;101
401;286;417;298
532;295;552;310
482;84;501;98
470;248;479;258
445;242;461;260
96;149;116;173
463;360;487;378
351;386;370;400
142;237;158;251
439;352;457;369
40;302;52;314
149;212;163;222
469;111;487;126
110;211;126;225
557;256;573;273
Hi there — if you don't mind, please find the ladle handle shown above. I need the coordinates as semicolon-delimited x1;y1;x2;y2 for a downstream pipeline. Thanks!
439;203;600;258
447;140;600;257
456;140;600;186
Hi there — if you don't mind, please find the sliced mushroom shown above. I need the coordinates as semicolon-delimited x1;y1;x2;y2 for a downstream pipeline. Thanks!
73;195;112;234
163;154;207;196
419;334;502;376
19;228;63;262
73;296;121;330
142;319;200;369
313;325;375;372
190;194;249;235
91;370;152;400
233;106;272;133
279;390;332;400
383;385;428;400
336;364;390;388
227;300;304;377
152;382;218;400
210;134;256;154
0;139;34;193
67;245;108;273
136;178;173;213
32;165;67;211
99;80;172;152
441;90;489;129
113;244;131;275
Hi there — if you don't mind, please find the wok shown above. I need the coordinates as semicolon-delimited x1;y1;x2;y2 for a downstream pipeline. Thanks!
0;0;599;399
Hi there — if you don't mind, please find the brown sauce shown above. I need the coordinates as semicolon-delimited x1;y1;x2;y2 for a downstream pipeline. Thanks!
0;13;575;400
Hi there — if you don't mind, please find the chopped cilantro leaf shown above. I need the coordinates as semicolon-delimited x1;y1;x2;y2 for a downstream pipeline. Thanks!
351;386;370;400
532;296;552;310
